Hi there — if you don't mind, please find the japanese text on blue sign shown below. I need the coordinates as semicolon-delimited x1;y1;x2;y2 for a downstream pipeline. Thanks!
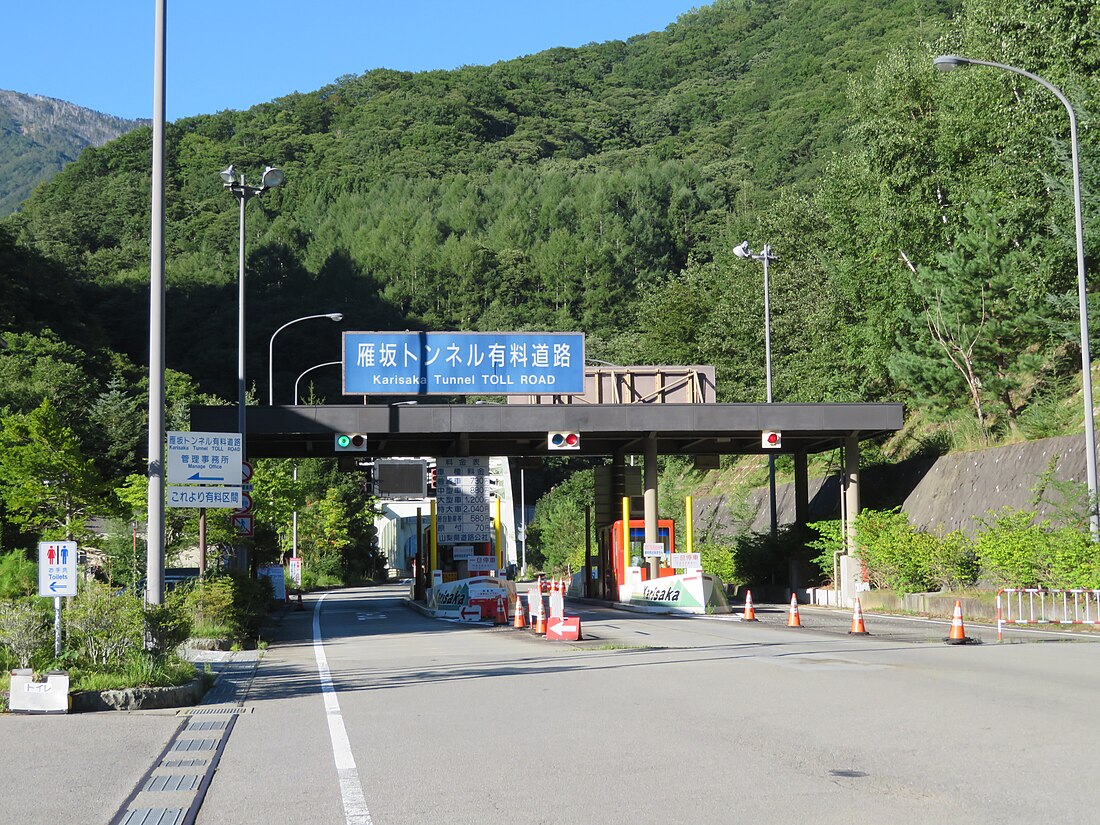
342;331;585;395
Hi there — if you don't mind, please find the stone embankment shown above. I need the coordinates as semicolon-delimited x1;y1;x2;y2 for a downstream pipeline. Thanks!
696;433;1088;537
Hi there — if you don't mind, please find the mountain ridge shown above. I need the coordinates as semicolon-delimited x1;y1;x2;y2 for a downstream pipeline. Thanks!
0;89;147;216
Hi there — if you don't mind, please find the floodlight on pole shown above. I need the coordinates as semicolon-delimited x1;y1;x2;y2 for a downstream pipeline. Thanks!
268;313;343;405
734;241;779;541
222;164;285;451
932;54;1098;540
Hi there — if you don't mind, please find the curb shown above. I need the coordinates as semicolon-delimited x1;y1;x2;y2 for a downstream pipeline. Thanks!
71;675;209;713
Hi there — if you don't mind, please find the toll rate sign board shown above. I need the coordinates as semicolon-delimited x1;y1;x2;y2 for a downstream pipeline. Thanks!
38;541;77;597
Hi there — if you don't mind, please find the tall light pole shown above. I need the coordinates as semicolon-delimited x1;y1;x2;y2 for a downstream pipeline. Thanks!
221;164;285;447
146;0;167;606
734;240;779;541
268;313;343;405
933;55;1098;539
294;361;342;405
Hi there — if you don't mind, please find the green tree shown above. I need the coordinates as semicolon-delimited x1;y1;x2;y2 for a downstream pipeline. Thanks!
889;198;1052;435
0;400;109;541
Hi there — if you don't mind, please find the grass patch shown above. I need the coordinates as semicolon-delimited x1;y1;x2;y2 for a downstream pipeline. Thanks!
69;655;196;693
588;643;652;651
190;620;236;640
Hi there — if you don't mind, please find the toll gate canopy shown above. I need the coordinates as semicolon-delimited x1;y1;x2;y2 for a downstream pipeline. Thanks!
189;402;903;460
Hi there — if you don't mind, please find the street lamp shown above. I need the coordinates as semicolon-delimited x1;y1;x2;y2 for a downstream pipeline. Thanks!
294;360;341;405
221;164;285;447
268;313;343;405
734;241;779;541
933;55;1098;539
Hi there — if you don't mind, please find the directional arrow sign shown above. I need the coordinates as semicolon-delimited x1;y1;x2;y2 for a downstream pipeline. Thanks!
459;605;482;622
167;431;242;485
545;616;581;641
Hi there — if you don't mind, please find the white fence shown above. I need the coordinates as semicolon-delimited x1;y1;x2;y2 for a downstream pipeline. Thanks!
996;588;1100;641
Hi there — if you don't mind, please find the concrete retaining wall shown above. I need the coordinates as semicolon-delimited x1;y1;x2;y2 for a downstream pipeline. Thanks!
696;434;1087;538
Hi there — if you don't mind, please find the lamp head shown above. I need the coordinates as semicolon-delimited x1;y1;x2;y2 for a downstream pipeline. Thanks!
733;241;752;259
219;165;236;184
933;55;969;72
261;165;285;189
327;313;344;322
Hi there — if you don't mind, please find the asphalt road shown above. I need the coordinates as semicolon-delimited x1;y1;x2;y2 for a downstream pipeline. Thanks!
5;585;1099;824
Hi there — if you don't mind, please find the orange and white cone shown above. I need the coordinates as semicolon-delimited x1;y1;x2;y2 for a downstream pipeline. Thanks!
513;593;526;629
787;594;803;627
742;590;758;622
534;593;546;636
945;600;974;644
848;598;868;635
494;594;508;626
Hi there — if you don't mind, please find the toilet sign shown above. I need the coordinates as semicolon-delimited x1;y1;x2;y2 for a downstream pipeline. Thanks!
38;541;77;597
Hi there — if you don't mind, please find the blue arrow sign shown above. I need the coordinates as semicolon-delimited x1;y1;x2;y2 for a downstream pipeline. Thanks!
187;471;226;482
50;580;59;592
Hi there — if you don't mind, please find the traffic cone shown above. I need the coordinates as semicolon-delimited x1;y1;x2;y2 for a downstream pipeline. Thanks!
534;591;546;635
513;593;526;629
742;590;758;622
494;595;508;626
787;594;802;627
848;598;868;635
945;600;974;644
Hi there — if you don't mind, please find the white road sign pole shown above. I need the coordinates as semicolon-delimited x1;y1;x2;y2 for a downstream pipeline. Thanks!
38;540;77;657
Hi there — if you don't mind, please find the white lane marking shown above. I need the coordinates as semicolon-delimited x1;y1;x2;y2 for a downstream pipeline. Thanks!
314;594;375;825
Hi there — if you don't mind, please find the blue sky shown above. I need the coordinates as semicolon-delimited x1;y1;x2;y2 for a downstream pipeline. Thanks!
4;1;703;121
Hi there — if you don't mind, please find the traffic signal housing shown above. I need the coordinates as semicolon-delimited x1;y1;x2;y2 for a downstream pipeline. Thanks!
547;431;580;450
761;430;782;449
334;433;368;452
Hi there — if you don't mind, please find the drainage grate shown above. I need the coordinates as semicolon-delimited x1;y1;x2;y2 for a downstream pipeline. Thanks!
185;719;228;732
179;705;251;715
171;738;218;752
144;775;202;793
161;759;208;769
119;809;185;825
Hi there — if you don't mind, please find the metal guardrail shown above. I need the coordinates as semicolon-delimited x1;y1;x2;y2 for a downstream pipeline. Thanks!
996;588;1100;641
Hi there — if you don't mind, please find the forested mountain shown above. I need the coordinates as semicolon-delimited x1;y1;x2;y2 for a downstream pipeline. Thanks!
1;0;1098;484
0;91;147;217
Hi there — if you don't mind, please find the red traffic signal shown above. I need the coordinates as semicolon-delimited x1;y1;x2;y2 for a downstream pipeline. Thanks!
761;430;782;449
547;431;580;450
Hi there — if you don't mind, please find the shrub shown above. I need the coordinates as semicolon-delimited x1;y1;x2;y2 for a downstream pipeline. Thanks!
0;598;51;668
854;508;930;593
697;541;736;584
144;587;193;654
923;529;979;591
183;573;272;641
184;576;237;638
810;510;977;595
0;551;37;598
807;519;845;584
65;582;144;667
973;508;1048;587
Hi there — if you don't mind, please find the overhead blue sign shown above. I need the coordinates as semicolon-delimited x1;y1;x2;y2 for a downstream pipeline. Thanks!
342;331;585;395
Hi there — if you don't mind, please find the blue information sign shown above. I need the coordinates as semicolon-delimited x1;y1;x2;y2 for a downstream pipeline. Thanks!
342;331;585;395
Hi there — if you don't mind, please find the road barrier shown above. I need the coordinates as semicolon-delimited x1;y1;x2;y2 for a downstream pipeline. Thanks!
996;588;1100;641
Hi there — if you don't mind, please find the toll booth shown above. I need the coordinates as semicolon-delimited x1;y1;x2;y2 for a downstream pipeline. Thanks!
598;519;675;597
